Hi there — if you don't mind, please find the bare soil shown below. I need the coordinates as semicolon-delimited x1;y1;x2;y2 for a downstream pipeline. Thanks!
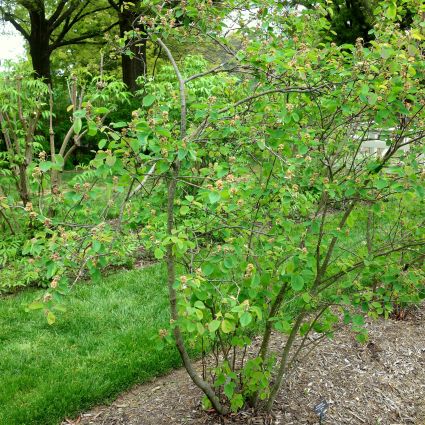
64;304;425;425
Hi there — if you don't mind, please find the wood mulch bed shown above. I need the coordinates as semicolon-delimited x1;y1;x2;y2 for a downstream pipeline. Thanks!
64;303;425;425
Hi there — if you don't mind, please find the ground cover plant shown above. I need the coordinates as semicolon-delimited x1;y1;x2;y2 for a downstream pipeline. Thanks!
0;0;424;423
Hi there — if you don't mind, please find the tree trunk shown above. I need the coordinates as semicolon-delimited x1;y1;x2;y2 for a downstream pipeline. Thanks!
28;9;52;84
17;163;30;206
119;10;147;92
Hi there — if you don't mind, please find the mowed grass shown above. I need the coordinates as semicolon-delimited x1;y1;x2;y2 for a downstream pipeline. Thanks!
0;265;182;425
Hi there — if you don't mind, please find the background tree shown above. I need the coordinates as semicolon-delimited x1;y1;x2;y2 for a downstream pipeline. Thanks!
107;0;147;92
0;0;117;83
326;0;375;43
106;0;224;91
288;0;415;44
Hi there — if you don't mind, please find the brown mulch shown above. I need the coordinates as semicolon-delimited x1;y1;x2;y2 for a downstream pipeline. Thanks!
64;304;425;425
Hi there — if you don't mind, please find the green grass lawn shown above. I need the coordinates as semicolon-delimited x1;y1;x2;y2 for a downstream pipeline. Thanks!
0;265;182;425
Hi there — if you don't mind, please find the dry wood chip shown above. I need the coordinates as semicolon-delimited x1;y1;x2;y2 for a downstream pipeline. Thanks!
65;303;425;425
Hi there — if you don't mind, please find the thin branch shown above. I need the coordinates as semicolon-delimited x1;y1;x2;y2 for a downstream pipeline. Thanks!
128;163;157;199
52;21;119;49
185;62;228;83
156;38;186;137
218;85;328;115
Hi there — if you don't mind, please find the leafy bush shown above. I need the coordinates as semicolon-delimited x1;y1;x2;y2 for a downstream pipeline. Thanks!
120;0;424;414
1;0;424;419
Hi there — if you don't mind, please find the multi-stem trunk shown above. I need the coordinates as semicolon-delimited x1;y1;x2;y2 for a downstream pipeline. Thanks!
265;311;306;412
249;282;288;408
165;158;226;415
158;36;227;415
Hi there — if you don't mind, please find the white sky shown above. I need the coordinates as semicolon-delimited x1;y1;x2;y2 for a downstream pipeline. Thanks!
0;23;26;64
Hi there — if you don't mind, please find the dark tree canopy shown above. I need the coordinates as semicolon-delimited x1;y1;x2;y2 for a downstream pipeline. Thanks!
327;0;374;44
0;0;117;83
288;0;416;45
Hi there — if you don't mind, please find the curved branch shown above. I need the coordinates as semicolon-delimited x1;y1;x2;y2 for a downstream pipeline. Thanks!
51;21;119;49
155;36;226;415
2;10;30;40
46;0;68;28
156;38;186;137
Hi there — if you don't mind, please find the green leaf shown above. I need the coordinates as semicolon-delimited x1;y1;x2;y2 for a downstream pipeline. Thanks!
275;320;291;334
385;2;397;19
94;107;109;115
143;94;156;107
73;109;86;118
224;381;236;399
356;330;368;343
179;205;190;215
177;149;187;160
408;65;416;77
47;311;56;325
27;301;44;310
39;161;53;172
415;184;425;198
221;319;235;334
53;154;64;168
53;305;66;313
345;186;356;197
375;179;387;189
87;121;98;136
88;264;101;282
194;300;205;309
64;191;81;203
230;393;244;412
154;248;164;259
105;156;116;167
291;112;300;122
111;121;127;129
352;314;365;326
46;262;58;279
368;92;378;106
251;306;262;320
208;320;221;332
156;160;171;173
284;261;295;274
240;311;252;327
197;322;205;335
98;139;107;149
208;191;221;204
73;117;82;134
380;47;394;59
224;256;236;269
302;293;312;303
92;240;102;253
202;263;214;276
291;275;304;291
360;84;369;96
129;139;141;153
